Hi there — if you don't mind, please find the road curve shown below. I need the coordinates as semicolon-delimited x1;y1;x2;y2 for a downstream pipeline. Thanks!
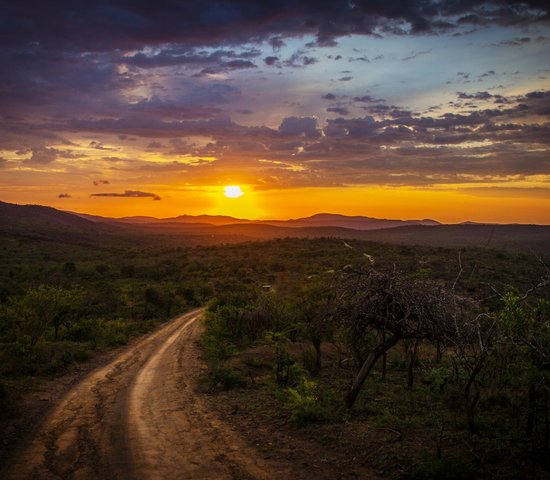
2;310;278;480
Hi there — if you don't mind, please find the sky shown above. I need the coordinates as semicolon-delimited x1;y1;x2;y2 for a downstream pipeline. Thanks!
1;0;549;223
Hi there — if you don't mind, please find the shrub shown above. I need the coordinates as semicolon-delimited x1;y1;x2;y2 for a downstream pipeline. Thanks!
209;366;246;390
286;377;327;426
301;346;318;374
424;365;453;393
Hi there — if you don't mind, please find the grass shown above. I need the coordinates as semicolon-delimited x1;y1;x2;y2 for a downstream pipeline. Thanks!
202;341;550;479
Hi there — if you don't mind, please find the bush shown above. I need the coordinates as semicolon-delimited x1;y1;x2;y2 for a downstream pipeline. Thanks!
424;365;453;393
64;318;104;345
0;341;92;376
209;366;246;390
286;377;327;426
301;346;318;374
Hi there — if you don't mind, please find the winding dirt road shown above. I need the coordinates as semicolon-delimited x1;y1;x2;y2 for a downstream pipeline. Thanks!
1;310;282;480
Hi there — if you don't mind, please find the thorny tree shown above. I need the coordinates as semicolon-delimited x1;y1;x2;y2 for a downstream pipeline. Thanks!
338;267;456;408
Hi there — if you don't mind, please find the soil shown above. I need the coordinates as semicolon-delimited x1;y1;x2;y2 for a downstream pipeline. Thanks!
0;310;295;479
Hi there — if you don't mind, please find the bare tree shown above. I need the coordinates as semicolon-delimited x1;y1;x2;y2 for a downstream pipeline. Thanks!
338;268;455;408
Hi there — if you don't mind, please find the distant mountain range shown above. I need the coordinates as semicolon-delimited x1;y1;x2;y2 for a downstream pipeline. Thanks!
76;211;441;230
1;200;549;253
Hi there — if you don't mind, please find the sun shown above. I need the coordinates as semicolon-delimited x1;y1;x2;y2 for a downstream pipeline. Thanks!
224;185;244;198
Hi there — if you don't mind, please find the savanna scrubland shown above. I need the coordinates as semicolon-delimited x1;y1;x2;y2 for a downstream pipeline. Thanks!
1;210;549;479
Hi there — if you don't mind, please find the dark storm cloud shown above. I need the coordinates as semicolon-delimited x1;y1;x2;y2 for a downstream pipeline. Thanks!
91;190;161;200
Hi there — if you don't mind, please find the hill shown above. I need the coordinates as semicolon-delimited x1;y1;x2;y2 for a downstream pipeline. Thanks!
74;211;439;230
1;201;549;254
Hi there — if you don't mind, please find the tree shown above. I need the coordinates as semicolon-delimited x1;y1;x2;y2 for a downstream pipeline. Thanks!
444;310;496;434
500;292;550;448
338;268;455;408
6;285;81;345
295;276;337;375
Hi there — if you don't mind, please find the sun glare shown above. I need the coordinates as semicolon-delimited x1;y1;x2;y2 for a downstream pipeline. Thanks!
224;185;244;198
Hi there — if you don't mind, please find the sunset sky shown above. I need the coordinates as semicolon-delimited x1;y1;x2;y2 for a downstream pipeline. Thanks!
1;1;549;223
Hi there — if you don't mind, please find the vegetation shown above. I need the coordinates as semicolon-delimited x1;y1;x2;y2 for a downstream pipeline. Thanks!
1;221;549;478
198;240;550;479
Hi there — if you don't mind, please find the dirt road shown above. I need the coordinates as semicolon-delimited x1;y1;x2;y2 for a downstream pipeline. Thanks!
1;310;282;480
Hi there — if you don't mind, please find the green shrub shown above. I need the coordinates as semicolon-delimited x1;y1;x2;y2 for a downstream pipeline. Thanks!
102;319;130;346
373;407;416;431
424;365;453;393
286;377;327;426
64;318;104;345
301;346;318;374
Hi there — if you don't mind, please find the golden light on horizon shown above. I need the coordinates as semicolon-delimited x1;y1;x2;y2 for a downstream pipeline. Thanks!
224;185;244;198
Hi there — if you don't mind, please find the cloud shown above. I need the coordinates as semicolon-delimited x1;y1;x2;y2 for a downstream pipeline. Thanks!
25;148;58;164
492;37;532;46
338;76;353;81
3;1;547;53
322;93;337;100
278;117;321;138
457;91;493;100
91;190;161;200
353;95;386;103
121;48;261;69
268;37;285;50
58;193;71;198
93;179;110;186
89;141;114;151
302;56;318;65
480;70;496;78
402;49;432;61
327;106;350;115
264;56;279;66
194;59;256;76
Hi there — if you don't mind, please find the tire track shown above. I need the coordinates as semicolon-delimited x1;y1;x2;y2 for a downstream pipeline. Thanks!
1;309;286;479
